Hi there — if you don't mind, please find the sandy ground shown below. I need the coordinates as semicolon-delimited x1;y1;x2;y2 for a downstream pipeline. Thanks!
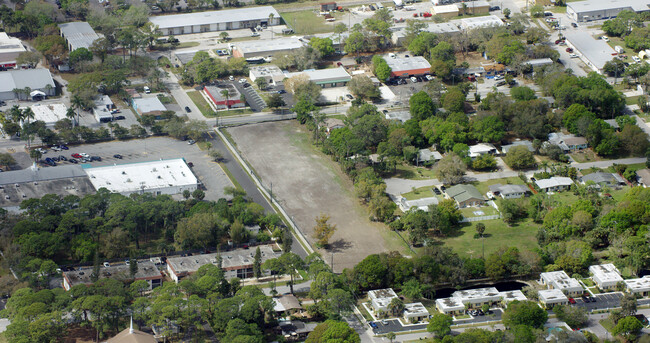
228;121;389;272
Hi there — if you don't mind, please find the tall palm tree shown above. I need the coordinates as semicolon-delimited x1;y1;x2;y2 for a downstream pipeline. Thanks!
22;107;35;148
66;107;77;128
71;94;85;125
8;105;24;123
220;89;230;112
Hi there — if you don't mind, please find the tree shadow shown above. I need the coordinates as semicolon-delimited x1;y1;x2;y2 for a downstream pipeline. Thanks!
327;238;353;253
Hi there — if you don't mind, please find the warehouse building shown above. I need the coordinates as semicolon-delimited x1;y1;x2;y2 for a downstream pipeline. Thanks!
456;0;490;15
58;22;101;51
150;6;281;36
287;67;351;88
431;4;459;18
84;159;198;196
232;37;304;59
567;0;650;22
589;263;623;291
392;22;460;45
0;68;56;101
249;65;286;85
385;55;431;78
458;15;504;30
132;97;167;117
62;261;163;291
166;245;280;282
565;31;616;74
0;32;26;69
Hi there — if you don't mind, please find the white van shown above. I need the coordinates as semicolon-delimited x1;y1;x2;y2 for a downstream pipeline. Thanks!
143;86;151;94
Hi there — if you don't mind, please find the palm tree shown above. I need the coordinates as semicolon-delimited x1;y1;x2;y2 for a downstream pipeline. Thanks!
44;84;54;97
22;107;35;148
66;107;77;128
220;89;230;112
71;94;85;124
8;105;24;123
540;160;549;173
268;13;274;40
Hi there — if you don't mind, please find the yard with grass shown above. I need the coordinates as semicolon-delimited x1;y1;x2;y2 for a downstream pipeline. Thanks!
280;10;343;34
471;177;526;195
392;164;438;180
570;149;603;163
459;206;499;218
186;90;214;117
401;186;442;200
440;219;541;258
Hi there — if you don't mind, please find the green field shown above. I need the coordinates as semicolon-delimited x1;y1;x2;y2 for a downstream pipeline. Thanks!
393;164;438;180
280;10;342;34
186;90;214;117
401;186;441;200
441;219;541;258
471;177;526;195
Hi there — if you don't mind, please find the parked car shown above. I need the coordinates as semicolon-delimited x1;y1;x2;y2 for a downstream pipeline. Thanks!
143;86;151;94
90;156;102;161
633;56;642;63
239;78;247;83
59;155;67;161
103;262;110;267
494;75;504;80
589;296;596;302
566;47;573;53
410;76;418;83
277;89;286;94
60;145;69;150
71;153;82;159
571;22;578;28
496;80;507;87
69;158;78;164
113;154;123;159
185;106;191;113
569;53;579;58
229;75;235;81
345;94;354;100
187;140;196;145
425;74;434;81
602;36;609;42
568;298;576;304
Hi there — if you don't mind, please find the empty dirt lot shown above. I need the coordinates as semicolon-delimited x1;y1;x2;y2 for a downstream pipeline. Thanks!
228;121;404;272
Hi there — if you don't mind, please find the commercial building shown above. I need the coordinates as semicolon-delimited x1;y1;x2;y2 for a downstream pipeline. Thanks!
436;296;465;315
501;290;527;303
368;288;399;312
84;159;198;196
62;261;163;291
132;97;167;117
567;0;650;22
28;103;73;129
249;65;286;85
487;184;530;199
456;0;490;15
172;50;198;67
204;84;244;109
0;32;26;69
431;4;459;18
0;68;56;101
403;302;430;322
458;15;504;30
580;172;625;187
446;184;485;208
589;263;623;291
166;245;280;282
232;37;304;59
150;6;282;35
539;271;584;296
565;31;616;74
58;22;101;51
385;55;431;78
451;287;503;308
320;2;338;11
535;177;574;192
469;143;499;158
93;95;115;123
392;22;460;45
287;67;351;88
538;289;568;308
625;277;650;296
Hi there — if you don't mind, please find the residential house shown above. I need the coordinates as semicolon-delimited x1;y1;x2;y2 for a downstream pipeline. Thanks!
547;132;588;152
274;294;303;317
276;321;317;341
604;119;621;131
399;196;439;212
468;143;499;159
446;184;485;208
580;172;625;188
535;177;574;192
487;184;530;199
637;169;650;187
451;287;503;308
500;140;535;154
417;149;442;165
321;118;345;135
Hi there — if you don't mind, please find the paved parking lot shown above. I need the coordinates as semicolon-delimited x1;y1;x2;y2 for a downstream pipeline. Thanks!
371;309;503;335
25;137;233;201
573;293;623;311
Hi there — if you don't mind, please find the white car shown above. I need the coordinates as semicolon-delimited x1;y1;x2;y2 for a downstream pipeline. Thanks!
410;76;418;83
80;153;89;158
602;36;609;42
494;75;504;80
251;32;260;37
229;75;234;81
239;78;247;83
425;75;434;81
103;262;110;267
569;53;579;58
633;56;641;63
143;86;151;94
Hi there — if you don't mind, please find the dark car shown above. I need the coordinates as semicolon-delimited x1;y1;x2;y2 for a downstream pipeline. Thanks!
45;158;56;166
345;94;354;100
90;156;102;161
566;47;574;53
571;22;578;28
113;154;123;159
582;296;590;303
69;158;78;164
589;296;596;302
59;155;67;161
60;145;69;150
52;156;60;162
243;83;250;88
187;162;194;167
185;106;191;113
115;115;126;120
277;90;286;94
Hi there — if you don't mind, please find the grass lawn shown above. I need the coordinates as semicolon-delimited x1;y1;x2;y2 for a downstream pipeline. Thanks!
186;90;214;117
627;95;641;105
392;164;437;180
158;41;200;49
459;206;499;218
599;317;615;333
570;149;603;163
401;186;441;200
205;108;256;118
280;10;342;34
471;177;526;195
440;219;541;258
581;278;594;287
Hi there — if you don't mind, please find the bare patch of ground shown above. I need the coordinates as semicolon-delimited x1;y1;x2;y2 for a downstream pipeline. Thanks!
228;121;396;272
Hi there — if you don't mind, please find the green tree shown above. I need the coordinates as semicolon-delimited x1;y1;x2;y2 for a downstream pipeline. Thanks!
510;86;537;101
409;91;436;121
253;247;262;279
504;145;535;170
529;4;544;17
503;8;511;18
306;320;360;343
427;313;453;337
442;87;466;113
502;300;548;329
435;153;466;185
470;115;505;143
348;75;380;101
313;213;337;248
612;316;643;342
309;37;335;57
554;305;587;329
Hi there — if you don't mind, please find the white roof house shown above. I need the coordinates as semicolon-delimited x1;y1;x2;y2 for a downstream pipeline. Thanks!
589;264;623;290
540;271;584;295
457;15;504;30
538;289;568;307
487;184;530;199
133;97;167;115
58;22;101;51
83;159;198;196
535;177;574;192
468;143;498;158
0;32;26;68
368;288;399;312
399;196;439;212
26;103;71;129
149;6;281;35
451;287;502;306
625;276;650;295
436;297;465;315
249;65;286;85
500;290;527;303
403;302;430;322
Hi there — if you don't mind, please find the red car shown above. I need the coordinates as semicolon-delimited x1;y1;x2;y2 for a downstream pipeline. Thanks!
566;47;574;53
568;298;576;304
71;153;82;159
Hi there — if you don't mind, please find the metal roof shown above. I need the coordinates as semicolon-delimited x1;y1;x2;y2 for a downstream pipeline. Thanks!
58;22;100;51
568;0;650;13
446;184;484;203
149;6;280;29
0;68;55;94
288;67;351;84
535;177;574;189
235;37;304;55
384;55;431;72
565;31;616;70
0;165;87;185
133;97;167;114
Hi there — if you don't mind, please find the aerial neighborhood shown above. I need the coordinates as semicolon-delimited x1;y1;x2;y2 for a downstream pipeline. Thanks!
3;0;650;341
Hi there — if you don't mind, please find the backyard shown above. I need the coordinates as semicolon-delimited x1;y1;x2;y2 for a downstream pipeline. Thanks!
471;177;527;195
280;10;344;34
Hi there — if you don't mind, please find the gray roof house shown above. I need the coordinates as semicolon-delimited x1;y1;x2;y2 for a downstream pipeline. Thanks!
501;140;535;154
0;68;56;101
446;184;485;208
58;22;101;51
417;149;443;163
149;6;281;35
547;132;588;152
580;172;625;187
535;177;574;192
487;184;530;199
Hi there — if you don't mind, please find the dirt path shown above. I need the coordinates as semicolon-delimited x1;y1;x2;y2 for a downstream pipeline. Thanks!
228;121;391;272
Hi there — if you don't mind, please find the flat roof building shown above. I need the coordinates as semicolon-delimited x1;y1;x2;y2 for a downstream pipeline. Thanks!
249;65;286;85
84;159;198;196
204;84;244;109
403;302;430;322
565;31;616;74
567;0;650;22
399;196;439;212
368;288;399;313
150;6;282;35
535;177;574;193
431;4;459;18
392;22;460;45
166;245;280;282
232;37;304;59
132;97;167;116
456;0;490;15
0;32;26;69
172;50;198;66
625;277;650;296
589;263;623;291
538;289;568;308
287;67;351;88
451;287;502;308
27;103;72;129
93;95;115;123
458;15;504;30
58;22;101;51
540;271;584;296
0;68;56;101
501;290;527;303
62;261;163;291
436;297;465;315
385;55;431;78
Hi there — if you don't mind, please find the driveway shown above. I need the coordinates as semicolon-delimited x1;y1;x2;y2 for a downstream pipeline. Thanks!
162;69;205;121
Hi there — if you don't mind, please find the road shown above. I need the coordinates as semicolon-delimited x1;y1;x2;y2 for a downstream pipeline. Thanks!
162;69;204;121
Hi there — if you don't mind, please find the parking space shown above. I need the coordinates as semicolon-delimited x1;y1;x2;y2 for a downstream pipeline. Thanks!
573;293;623;311
370;308;503;335
232;80;266;111
320;87;350;103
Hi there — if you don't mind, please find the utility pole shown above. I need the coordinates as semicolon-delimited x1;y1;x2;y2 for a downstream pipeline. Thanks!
331;252;334;271
270;182;273;201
